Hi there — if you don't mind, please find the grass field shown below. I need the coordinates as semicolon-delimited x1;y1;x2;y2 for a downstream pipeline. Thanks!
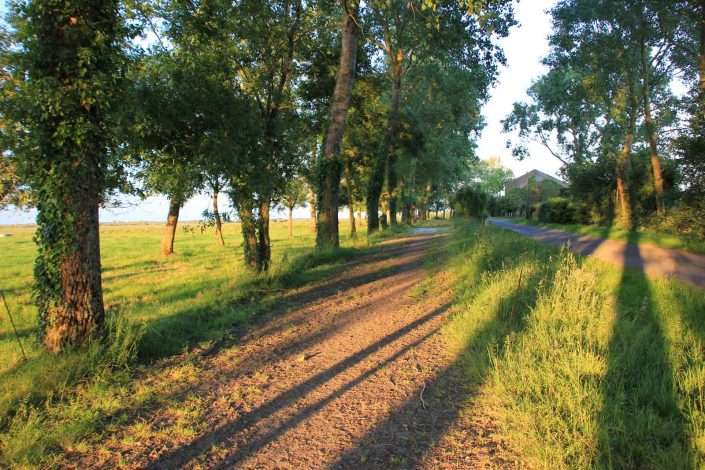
0;219;369;467
502;217;705;255
444;220;705;467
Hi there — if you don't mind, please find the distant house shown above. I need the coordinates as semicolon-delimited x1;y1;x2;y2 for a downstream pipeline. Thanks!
505;169;568;192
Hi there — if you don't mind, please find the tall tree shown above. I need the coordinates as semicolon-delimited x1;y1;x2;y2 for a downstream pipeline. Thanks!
316;0;360;249
3;0;127;351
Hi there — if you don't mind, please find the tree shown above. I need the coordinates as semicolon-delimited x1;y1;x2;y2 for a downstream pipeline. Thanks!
281;176;309;238
3;0;127;351
316;0;360;249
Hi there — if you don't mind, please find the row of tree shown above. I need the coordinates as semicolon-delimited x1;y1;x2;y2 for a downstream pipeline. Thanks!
0;0;515;351
504;0;704;231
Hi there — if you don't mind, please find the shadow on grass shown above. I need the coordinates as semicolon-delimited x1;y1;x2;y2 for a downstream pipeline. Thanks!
133;237;432;361
598;243;691;467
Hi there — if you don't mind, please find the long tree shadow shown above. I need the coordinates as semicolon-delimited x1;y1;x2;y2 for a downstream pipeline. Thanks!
597;243;691;467
330;256;558;468
136;236;438;361
148;302;454;468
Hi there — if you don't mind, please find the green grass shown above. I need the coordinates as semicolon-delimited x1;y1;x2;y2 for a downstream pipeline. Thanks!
501;217;705;255
444;220;705;467
0;218;377;467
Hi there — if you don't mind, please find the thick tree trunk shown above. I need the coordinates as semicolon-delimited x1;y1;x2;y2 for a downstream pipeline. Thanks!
258;200;271;272
161;196;181;256
239;203;258;269
317;0;359;250
42;180;105;352
386;59;402;227
641;40;666;217
288;206;294;238
308;189;316;234
213;190;225;247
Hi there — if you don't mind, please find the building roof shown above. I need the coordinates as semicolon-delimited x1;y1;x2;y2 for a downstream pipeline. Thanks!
505;169;568;191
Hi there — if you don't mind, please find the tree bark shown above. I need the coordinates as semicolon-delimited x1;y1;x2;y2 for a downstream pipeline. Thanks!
615;88;636;228
386;58;402;226
288;206;294;238
239;202;258;269
346;159;357;238
213;190;225;247
317;0;360;250
42;176;105;352
161;196;181;256
641;40;666;217
258;200;271;272
308;189;317;233
356;206;362;227
366;150;385;233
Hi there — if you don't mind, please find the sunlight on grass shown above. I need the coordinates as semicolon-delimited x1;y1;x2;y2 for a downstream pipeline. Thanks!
444;220;705;467
0;219;372;467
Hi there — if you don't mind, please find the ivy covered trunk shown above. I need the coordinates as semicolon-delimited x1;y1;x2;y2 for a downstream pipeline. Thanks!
160;196;181;256
316;0;359;250
37;163;106;352
238;202;258;269
17;0;125;352
213;190;225;246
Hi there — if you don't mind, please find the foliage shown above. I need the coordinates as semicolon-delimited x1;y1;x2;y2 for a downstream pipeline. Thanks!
453;185;488;220
536;197;579;224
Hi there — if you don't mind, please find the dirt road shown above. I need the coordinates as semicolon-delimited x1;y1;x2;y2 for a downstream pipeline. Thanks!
73;230;509;469
490;218;705;289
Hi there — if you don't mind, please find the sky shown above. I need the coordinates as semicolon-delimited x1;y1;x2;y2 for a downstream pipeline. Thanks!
0;0;560;225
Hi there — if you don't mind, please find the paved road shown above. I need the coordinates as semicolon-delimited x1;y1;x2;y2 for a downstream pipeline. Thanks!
490;218;705;289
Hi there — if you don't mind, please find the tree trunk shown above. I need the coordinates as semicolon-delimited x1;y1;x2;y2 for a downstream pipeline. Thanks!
41;178;105;352
258;200;271;272
641;40;666;217
386;58;402;226
317;0;360;250
161;196;181;256
615;88;636;228
213;190;225;247
346;160;356;239
357;206;362;227
308;189;316;233
288;206;294;238
366;150;385;233
239;202;258;269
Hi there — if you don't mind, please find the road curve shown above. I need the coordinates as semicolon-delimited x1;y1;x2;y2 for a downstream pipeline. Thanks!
490;218;705;289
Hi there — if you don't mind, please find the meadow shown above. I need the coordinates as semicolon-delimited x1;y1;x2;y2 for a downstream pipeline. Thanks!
0;219;366;466
444;221;705;467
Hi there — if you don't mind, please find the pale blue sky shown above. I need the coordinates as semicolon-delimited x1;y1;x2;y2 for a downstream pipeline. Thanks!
0;0;560;225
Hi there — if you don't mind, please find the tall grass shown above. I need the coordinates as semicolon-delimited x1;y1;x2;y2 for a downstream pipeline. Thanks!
445;220;705;467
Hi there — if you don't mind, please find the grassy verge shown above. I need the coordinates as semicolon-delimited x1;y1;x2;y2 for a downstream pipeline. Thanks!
0;219;396;467
501;217;705;255
443;220;705;467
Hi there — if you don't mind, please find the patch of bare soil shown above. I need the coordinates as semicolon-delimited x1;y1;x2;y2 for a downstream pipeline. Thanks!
67;232;513;469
